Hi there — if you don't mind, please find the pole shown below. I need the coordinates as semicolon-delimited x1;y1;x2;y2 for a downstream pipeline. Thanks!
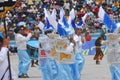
3;17;12;80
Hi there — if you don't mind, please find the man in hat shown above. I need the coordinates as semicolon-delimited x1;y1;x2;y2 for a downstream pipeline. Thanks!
14;27;32;78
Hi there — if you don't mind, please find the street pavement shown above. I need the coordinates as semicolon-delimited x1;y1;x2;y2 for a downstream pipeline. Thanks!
10;53;111;80
81;55;111;80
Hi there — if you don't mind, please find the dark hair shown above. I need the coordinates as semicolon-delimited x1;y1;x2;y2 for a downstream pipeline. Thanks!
75;28;82;34
14;27;21;33
0;36;3;45
97;36;102;41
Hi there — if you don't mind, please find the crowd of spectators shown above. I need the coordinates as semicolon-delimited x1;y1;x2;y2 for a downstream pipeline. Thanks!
0;0;120;40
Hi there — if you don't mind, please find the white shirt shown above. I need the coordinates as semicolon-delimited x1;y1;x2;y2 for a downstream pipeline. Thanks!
38;21;45;31
0;47;17;80
15;33;32;50
73;34;83;53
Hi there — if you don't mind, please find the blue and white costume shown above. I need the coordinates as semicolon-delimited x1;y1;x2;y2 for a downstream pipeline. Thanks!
15;33;32;76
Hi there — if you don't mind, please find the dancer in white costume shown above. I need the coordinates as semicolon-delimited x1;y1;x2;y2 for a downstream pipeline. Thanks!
73;28;84;53
14;27;32;78
72;28;85;80
0;36;17;80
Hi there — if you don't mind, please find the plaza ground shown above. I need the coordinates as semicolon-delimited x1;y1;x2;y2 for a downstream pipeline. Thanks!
10;53;111;80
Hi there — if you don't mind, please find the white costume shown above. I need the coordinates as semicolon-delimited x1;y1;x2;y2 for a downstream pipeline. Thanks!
15;33;32;76
15;33;32;50
0;47;17;80
73;34;83;53
107;33;120;64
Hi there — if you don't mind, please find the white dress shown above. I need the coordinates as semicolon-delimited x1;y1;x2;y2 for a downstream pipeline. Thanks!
0;47;17;80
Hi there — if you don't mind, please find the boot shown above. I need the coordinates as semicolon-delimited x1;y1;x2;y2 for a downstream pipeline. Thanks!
96;60;100;65
18;73;29;78
31;60;35;67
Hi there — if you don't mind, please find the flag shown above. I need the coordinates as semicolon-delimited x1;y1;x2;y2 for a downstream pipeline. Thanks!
50;8;58;31
77;20;83;27
51;8;57;21
43;8;54;31
44;17;54;31
68;8;76;28
58;8;74;36
57;23;68;37
98;6;117;32
62;16;69;28
59;8;69;28
77;13;88;27
71;19;76;28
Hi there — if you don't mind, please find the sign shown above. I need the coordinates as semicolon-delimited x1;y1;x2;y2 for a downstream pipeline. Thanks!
82;40;106;55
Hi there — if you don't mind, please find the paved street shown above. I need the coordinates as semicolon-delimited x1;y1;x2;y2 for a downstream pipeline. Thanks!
10;53;111;80
81;55;111;80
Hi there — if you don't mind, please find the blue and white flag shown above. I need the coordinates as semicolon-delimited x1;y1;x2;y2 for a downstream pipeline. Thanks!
62;16;69;28
71;19;76;28
57;23;68;37
43;17;54;31
68;9;76;28
59;8;65;21
43;8;54;31
98;6;117;32
59;8;69;28
58;8;74;36
50;8;58;31
77;13;88;27
51;8;57;21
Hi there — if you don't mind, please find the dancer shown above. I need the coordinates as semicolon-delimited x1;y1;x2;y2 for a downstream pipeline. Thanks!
73;28;84;53
72;28;85;80
14;27;32;78
94;36;104;64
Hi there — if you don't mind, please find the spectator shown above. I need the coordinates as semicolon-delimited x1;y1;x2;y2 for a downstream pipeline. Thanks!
85;32;91;41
